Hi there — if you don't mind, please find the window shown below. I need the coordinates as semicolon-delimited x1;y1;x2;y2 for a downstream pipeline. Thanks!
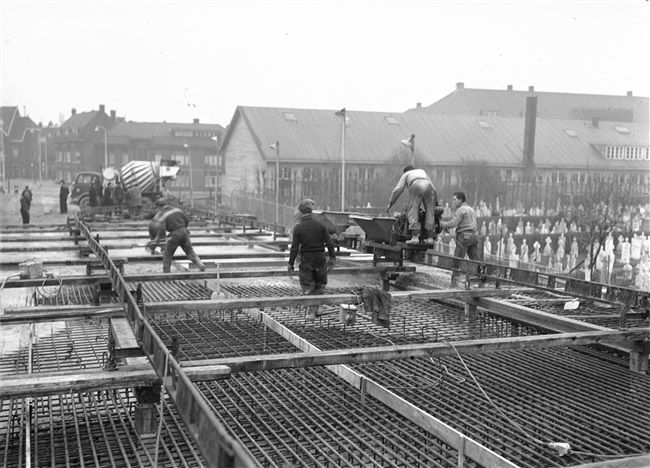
283;112;297;122
614;126;630;134
564;129;578;137
385;116;399;125
480;110;502;117
205;154;218;166
303;167;316;181
280;167;291;180
477;120;491;129
358;167;374;180
172;154;189;166
605;146;649;160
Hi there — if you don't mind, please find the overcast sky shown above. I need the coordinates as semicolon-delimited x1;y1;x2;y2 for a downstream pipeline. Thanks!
2;1;648;127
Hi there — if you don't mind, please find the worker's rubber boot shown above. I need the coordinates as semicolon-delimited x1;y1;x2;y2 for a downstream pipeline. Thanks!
424;230;435;245
405;230;421;244
305;306;317;321
189;253;206;272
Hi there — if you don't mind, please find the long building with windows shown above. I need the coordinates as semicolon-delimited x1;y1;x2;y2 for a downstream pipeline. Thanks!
217;85;649;211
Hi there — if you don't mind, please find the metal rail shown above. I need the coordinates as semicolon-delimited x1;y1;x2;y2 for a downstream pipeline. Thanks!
72;214;259;467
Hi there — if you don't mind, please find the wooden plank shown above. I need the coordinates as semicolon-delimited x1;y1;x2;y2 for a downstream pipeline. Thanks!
143;288;528;313
471;297;648;354
570;455;650;468
0;265;406;289
0;306;124;324
0;364;232;399
109;318;142;358
183;329;649;372
253;310;519;468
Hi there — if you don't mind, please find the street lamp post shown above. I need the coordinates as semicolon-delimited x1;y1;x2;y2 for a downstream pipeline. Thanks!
27;128;42;182
183;143;194;208
95;126;108;170
335;108;346;212
401;134;415;166
269;141;280;228
211;136;220;212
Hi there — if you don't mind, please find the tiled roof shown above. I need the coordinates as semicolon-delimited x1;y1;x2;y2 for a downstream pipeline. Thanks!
410;86;649;124
1;106;18;136
61;110;100;128
109;121;223;138
225;105;649;171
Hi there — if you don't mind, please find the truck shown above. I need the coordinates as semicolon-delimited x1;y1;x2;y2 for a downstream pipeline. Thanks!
70;160;181;211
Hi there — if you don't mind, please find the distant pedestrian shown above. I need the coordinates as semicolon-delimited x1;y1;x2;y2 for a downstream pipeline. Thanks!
59;180;69;214
129;185;143;218
20;191;30;225
22;186;33;209
88;181;99;220
113;185;125;206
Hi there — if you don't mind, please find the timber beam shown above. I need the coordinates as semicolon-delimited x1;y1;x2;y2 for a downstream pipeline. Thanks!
183;329;650;373
0;265;407;288
3;329;646;399
142;288;530;314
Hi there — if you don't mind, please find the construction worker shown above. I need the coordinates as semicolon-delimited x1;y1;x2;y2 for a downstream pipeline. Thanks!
441;191;485;288
386;165;438;245
288;199;336;320
154;199;206;273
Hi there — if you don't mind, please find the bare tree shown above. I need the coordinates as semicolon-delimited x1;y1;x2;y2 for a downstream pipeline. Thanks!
573;175;635;278
457;159;504;208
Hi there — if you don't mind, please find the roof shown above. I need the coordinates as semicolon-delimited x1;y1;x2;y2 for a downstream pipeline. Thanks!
60;110;101;129
105;121;224;147
1;106;18;136
409;85;649;124
221;105;649;171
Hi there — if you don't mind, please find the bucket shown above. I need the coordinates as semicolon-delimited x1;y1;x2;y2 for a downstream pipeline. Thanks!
19;260;43;279
339;304;357;325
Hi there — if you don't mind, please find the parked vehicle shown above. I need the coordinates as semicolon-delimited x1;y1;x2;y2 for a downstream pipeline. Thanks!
70;160;180;211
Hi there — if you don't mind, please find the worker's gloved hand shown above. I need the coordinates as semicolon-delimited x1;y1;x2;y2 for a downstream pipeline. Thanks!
287;264;294;272
326;258;335;271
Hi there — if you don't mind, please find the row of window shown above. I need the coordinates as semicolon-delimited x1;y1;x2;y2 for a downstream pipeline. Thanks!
172;130;218;138
605;146;649;160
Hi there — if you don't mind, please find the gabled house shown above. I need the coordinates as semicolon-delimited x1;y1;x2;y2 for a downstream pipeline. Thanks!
218;102;649;211
52;105;116;182
1;106;40;183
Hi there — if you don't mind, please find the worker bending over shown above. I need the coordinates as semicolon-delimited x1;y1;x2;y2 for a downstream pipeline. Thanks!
386;165;438;245
154;198;206;273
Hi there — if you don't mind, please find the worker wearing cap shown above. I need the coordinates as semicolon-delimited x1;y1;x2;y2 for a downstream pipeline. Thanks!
386;165;438;245
288;200;336;320
155;199;206;273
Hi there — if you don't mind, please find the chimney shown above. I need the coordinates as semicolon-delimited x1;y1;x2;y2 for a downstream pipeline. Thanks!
456;82;464;90
627;91;633;97
416;102;422;109
99;104;105;113
193;118;199;124
110;110;116;120
523;96;538;176
71;108;76;116
507;85;513;91
592;117;599;128
528;86;535;92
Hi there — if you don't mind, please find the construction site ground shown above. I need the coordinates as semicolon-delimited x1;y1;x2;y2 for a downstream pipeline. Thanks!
1;193;649;468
